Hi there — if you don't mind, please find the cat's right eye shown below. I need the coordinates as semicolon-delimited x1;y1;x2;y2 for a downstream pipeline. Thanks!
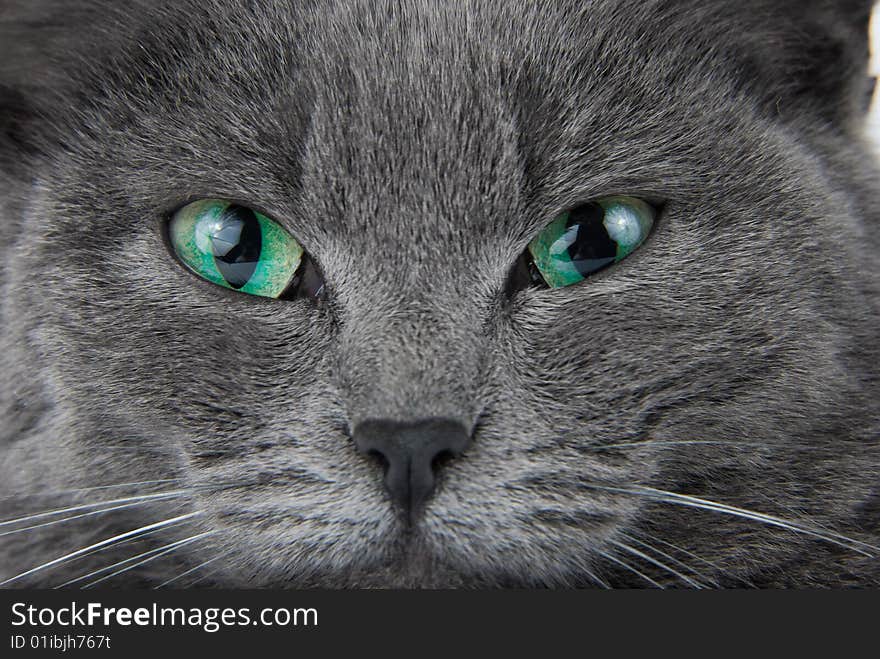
167;199;324;300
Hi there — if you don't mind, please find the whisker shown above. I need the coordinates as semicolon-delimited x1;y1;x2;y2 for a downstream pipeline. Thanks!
97;446;177;452
753;491;841;537
37;512;192;576
81;532;217;589
642;487;880;556
595;549;664;588
182;564;226;588
589;440;845;453
587;484;879;557
609;537;706;588
0;496;186;538
622;531;722;587
0;491;190;529
56;532;215;589
592;440;749;451
637;530;727;574
0;511;203;586
0;479;183;502
583;572;611;589
155;553;228;589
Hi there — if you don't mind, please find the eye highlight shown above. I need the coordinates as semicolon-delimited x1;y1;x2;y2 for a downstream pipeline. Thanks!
167;199;323;300
527;196;656;288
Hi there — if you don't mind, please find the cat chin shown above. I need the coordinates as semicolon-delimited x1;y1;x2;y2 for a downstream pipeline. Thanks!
204;551;603;589
191;512;613;588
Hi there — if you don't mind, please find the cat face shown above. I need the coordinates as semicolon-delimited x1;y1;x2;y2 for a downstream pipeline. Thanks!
1;0;878;587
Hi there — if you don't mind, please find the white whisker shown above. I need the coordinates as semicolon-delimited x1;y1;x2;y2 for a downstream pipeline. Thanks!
637;530;728;575
81;532;216;589
0;511;203;586
620;531;718;587
56;531;215;589
642;487;880;556
182;564;225;588
42;516;192;574
609;538;705;588
593;440;748;450
596;549;664;588
0;479;183;502
155;553;227;589
589;484;879;557
0;491;189;529
0;497;185;538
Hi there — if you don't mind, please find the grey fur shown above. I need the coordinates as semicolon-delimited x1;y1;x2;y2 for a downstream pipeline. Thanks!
0;0;878;587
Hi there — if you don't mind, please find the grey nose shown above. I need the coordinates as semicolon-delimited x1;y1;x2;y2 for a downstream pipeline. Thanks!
353;418;471;517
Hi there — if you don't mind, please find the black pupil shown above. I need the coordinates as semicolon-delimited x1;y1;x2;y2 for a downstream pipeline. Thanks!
565;202;617;276
207;205;262;289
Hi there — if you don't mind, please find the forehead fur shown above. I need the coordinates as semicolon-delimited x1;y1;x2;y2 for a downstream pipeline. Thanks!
0;1;872;250
1;0;875;165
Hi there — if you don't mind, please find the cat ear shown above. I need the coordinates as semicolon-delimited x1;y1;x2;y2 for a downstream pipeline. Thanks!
733;0;877;128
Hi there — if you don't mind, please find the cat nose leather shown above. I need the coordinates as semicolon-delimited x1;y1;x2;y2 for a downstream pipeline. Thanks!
353;418;471;517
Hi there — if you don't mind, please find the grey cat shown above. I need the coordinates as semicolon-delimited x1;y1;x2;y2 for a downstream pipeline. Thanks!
0;0;878;588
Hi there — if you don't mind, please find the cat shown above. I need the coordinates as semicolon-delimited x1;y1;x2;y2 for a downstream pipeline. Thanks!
0;0;878;588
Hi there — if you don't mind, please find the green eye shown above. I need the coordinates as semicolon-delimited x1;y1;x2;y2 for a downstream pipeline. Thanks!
168;199;322;299
527;196;656;288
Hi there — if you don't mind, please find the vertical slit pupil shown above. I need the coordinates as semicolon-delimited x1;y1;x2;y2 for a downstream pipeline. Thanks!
565;202;617;275
208;205;262;289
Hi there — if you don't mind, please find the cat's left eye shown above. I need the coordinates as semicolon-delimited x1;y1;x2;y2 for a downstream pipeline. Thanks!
167;199;323;299
524;196;656;289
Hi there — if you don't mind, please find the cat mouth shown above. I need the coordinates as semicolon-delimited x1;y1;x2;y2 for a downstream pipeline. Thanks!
186;482;627;588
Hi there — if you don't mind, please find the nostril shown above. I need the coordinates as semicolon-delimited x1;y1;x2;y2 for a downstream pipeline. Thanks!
431;449;457;472
352;417;472;517
366;448;389;469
